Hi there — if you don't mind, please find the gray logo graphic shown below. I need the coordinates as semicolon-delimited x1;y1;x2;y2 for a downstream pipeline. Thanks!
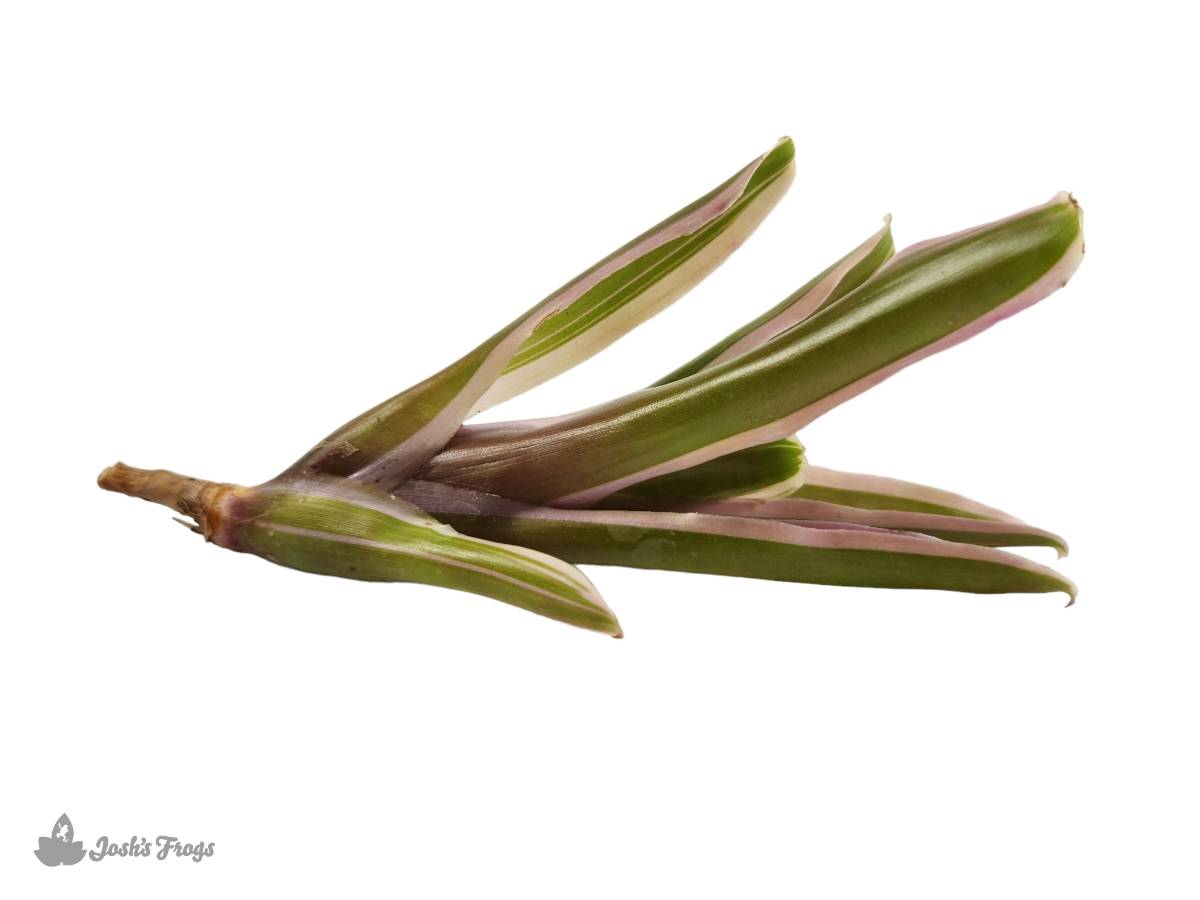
34;812;216;867
34;814;86;867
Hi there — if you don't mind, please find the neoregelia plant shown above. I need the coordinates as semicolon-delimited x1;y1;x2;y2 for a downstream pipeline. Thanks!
99;137;1084;636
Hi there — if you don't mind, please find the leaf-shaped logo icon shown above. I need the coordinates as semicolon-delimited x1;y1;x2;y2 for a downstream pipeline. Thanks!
36;812;85;866
51;813;73;843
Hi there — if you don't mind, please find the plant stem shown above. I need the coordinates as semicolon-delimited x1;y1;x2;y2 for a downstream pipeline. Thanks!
97;463;232;538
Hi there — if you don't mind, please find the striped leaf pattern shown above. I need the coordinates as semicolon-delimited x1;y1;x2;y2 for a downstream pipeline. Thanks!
286;139;796;489
418;194;1084;507
397;481;1076;602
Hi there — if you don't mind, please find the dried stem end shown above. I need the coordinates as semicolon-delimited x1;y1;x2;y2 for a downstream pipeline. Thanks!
97;462;234;540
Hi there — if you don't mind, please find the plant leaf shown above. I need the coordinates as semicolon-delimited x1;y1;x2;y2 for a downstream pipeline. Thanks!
224;475;622;636
285;138;795;489
600;494;1067;557
477;136;797;412
448;218;892;501
607;437;806;501
419;193;1085;506
629;222;888;500
652;216;894;384
396;481;1077;601
795;465;1023;521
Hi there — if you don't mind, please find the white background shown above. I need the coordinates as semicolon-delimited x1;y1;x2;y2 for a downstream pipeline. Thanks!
2;1;1196;897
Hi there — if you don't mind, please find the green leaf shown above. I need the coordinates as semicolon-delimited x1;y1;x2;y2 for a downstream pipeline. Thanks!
419;193;1085;506
234;476;622;635
285;138;795;489
794;465;1025;520
480;136;797;411
397;481;1077;601
652;216;893;384
97;463;621;636
606;493;1068;557
448;217;892;502
608;437;806;501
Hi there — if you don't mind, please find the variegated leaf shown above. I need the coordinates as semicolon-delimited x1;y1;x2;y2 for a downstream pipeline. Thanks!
605;494;1067;557
607;437;807;501
419;194;1085;506
397;481;1077;601
286;138;795;488
449;218;893;501
652;216;894;384
795;465;1023;521
98;463;621;636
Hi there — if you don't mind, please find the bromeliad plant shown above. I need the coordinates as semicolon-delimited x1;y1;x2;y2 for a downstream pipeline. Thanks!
99;137;1085;637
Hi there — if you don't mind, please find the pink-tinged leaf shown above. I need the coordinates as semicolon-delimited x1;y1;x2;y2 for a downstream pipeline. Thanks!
453;220;890;503
395;481;1077;602
796;465;1024;522
284;139;795;489
97;463;621;636
601;494;1068;557
450;219;891;499
653;216;894;383
419;193;1085;506
607;437;807;501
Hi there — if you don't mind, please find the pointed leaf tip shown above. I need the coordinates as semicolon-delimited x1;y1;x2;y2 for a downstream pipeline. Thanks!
397;481;1077;603
226;476;622;636
422;194;1084;507
286;138;796;490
